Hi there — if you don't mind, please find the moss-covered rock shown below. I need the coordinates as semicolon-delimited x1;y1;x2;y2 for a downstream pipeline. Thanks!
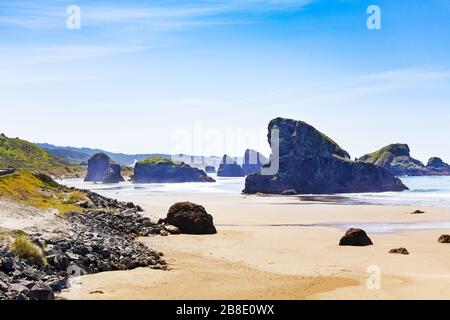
244;118;408;194
358;144;429;176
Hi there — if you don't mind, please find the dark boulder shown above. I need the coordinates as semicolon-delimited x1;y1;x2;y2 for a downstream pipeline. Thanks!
389;247;409;255
438;234;450;243
358;144;429;176
133;157;215;183
160;202;217;234
84;153;124;183
242;149;268;175
339;228;373;246
217;155;245;177
29;283;54;300
244;118;408;194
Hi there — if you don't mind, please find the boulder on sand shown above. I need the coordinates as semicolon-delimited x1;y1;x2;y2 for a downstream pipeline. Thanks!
84;153;124;183
339;228;373;246
159;202;217;234
437;234;450;243
244;118;408;194
217;155;245;177
389;247;409;255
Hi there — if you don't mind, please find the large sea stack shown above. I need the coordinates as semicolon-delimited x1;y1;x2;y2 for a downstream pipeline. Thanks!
242;149;268;175
358;144;429;176
84;153;124;183
217;155;245;177
243;118;408;194
133;157;215;183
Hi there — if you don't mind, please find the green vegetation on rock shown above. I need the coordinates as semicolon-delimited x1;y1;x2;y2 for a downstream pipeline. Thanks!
10;235;47;266
137;157;177;165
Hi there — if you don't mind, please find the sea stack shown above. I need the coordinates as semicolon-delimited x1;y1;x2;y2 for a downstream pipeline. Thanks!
84;153;124;183
242;149;268;175
217;155;245;177
357;144;428;176
243;117;408;194
133;157;215;183
204;166;216;174
426;157;450;175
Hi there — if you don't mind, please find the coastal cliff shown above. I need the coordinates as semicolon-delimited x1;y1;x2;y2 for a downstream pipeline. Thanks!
243;118;408;194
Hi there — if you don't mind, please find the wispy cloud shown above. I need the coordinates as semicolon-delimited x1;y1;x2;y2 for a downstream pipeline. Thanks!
0;0;315;30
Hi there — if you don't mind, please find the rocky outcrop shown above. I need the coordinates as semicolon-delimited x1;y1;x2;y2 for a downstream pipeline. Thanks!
217;155;245;177
426;157;450;175
244;118;408;194
84;153;124;183
339;228;373;246
159;202;217;234
133;157;215;183
389;247;409;255
204;166;216;174
242;149;268;175
358;144;429;176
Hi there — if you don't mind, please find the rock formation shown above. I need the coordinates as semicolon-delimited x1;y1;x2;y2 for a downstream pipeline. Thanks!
339;228;373;246
217;155;245;177
84;153;124;183
133;157;215;183
242;149;268;175
204;166;216;174
426;157;450;175
358;144;429;176
244;118;408;194
437;234;450;243
159;202;217;234
389;247;410;255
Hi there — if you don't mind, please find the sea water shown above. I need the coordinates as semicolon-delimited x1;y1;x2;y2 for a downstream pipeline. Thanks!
61;175;450;208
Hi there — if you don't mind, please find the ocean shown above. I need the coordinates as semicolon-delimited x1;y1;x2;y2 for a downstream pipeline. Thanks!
61;175;450;208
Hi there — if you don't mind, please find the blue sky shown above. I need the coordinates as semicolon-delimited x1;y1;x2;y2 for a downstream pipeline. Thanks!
0;0;449;162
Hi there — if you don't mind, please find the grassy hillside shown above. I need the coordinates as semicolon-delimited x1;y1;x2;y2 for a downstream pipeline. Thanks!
0;134;85;177
0;171;86;214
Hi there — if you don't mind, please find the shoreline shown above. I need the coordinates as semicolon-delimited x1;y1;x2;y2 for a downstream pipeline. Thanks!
57;185;450;300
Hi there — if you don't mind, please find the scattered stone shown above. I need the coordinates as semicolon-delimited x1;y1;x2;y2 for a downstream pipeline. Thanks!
281;189;297;196
389;248;409;255
29;283;54;300
411;210;425;214
438;234;450;243
160;202;217;235
339;228;373;246
164;225;181;235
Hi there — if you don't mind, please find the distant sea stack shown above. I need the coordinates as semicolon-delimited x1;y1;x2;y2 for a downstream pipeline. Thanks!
204;166;216;174
358;144;429;176
217;155;245;177
242;149;268;175
243;118;408;194
133;157;215;183
426;157;450;175
84;153;124;183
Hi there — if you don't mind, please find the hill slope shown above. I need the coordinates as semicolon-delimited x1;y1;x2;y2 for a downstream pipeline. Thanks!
0;134;63;169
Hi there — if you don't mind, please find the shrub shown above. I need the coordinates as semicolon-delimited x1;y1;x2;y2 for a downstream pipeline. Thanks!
10;235;47;266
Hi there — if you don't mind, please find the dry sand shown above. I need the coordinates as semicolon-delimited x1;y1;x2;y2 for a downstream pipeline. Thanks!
59;191;450;300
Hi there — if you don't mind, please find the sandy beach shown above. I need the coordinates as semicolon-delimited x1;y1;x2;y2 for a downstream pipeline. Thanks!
59;188;450;300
